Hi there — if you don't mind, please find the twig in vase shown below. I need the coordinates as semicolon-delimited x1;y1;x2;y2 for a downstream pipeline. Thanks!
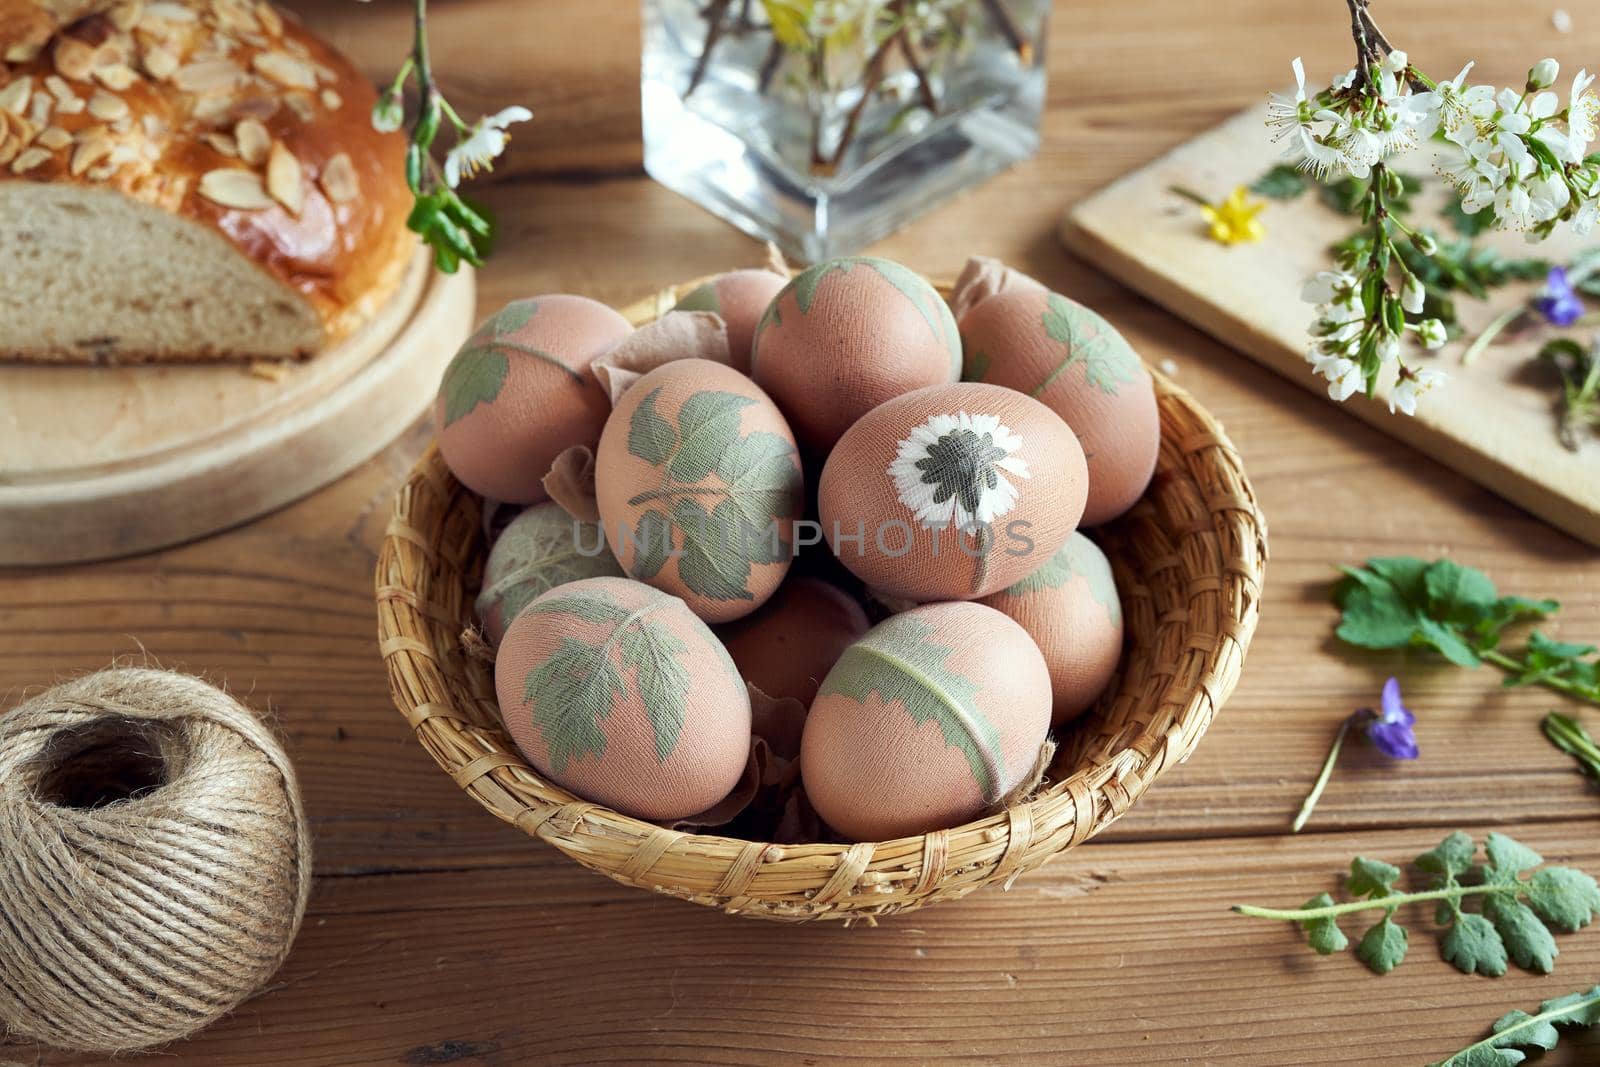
979;0;1032;65
818;27;899;175
897;19;938;113
686;0;735;96
757;37;784;93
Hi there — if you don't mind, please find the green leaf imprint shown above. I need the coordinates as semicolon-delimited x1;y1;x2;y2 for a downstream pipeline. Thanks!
491;298;540;336
670;391;755;483
478;510;622;627
440;346;510;427
523;586;692;768
620;388;800;603
964;345;991;383
673;497;756;603
788;258;960;372
819;615;1005;803
1002;536;1121;625
628;388;678;465
1037;292;1141;397
672;282;721;314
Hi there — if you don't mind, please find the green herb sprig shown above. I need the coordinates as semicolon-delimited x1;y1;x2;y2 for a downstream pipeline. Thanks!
1536;337;1600;451
1233;832;1600;976
1335;557;1599;705
1544;712;1600;781
1431;984;1600;1067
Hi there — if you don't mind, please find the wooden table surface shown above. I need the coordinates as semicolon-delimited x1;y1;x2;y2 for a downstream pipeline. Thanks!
4;1;1599;1064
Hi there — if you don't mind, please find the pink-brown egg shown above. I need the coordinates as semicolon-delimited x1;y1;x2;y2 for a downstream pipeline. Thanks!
801;601;1052;841
750;257;961;452
495;577;751;821
436;295;631;503
960;288;1159;525
672;269;789;373
595;359;804;623
978;532;1123;726
718;576;870;707
818;382;1087;602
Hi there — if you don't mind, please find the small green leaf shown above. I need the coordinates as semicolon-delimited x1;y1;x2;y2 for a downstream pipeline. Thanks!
1355;915;1409;974
1347;857;1402;898
1525;867;1600;932
1417;831;1478;881
628;388;678;465
1251;164;1309;200
1483;833;1544;885
1432;985;1600;1067
1484;896;1557;973
1425;559;1500;622
1297;893;1349;955
440;346;510;427
1442;910;1509;977
1415;616;1481;667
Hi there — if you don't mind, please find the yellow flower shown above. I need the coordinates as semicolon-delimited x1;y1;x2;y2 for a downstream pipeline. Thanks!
1199;185;1268;246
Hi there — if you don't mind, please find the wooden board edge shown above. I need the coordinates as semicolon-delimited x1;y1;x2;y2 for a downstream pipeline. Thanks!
0;266;478;567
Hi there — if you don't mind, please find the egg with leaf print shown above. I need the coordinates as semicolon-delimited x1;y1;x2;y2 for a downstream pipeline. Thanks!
474;502;623;648
801;601;1052;842
495;577;751;822
672;268;789;373
960;288;1159;526
435;295;632;504
978;532;1123;726
596;359;805;624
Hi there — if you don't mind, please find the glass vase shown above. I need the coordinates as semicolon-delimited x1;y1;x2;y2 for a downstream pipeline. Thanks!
641;0;1049;262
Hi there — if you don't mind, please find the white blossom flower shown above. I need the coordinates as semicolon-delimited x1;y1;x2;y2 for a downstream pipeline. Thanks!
444;106;533;188
888;412;1030;534
1313;354;1364;401
1528;58;1560;91
1301;270;1359;307
1389;367;1446;416
1575;197;1600;236
1571;69;1600;144
1417;318;1449;349
1269;58;1346;177
1402;275;1425;315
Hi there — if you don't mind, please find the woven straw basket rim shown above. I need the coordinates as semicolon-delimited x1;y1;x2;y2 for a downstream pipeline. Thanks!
375;276;1268;923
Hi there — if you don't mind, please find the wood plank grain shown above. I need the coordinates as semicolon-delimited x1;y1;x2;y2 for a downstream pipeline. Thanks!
5;823;1598;1066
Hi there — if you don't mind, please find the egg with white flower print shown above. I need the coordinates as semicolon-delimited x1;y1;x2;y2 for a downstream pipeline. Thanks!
596;359;805;624
474;503;624;648
495;577;751;822
817;382;1087;603
672;268;790;373
978;532;1123;726
960;288;1159;526
436;295;632;503
801;601;1052;842
750;257;961;452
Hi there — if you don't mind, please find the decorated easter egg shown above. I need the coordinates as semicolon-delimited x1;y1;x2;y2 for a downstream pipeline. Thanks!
474;503;624;647
595;359;804;624
718;577;871;706
672;269;789;373
818;382;1088;602
801;601;1052;841
978;532;1123;726
750;257;961;452
960;288;1159;525
495;577;751;821
436;295;632;503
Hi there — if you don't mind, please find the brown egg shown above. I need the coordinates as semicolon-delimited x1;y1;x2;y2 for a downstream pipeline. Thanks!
474;503;623;647
801;601;1051;841
435;295;631;503
960;288;1159;525
672;269;789;374
718;577;870;706
595;359;804;623
978;532;1123;726
818;382;1087;602
750;257;961;452
495;577;751;821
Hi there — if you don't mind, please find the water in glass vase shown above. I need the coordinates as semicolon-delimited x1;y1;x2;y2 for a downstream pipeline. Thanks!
642;0;1048;262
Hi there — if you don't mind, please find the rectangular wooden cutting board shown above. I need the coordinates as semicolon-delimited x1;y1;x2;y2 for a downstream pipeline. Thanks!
1061;104;1600;549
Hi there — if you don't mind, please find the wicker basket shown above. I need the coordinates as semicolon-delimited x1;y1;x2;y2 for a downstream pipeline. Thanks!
375;278;1267;923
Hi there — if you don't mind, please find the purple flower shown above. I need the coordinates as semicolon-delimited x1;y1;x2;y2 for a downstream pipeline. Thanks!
1362;677;1419;760
1534;267;1586;327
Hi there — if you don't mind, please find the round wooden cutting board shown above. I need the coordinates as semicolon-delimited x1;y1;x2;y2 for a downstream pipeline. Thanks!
0;255;477;566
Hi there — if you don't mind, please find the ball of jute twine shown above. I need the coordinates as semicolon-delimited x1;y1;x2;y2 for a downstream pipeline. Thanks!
0;669;312;1054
